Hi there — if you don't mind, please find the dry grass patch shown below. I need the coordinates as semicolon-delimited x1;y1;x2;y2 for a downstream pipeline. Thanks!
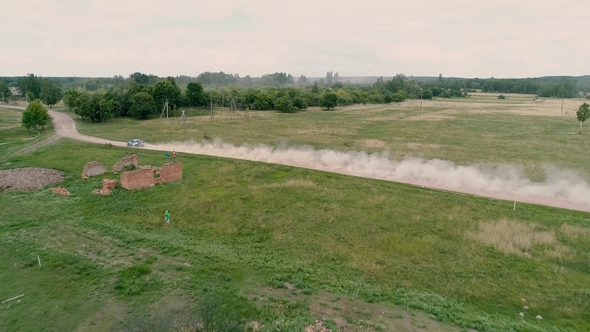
468;220;561;257
560;223;590;239
404;114;455;121
359;139;387;149
407;143;442;151
293;127;356;136
251;179;317;190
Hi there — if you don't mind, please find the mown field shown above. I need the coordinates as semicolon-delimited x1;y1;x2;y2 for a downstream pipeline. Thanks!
69;94;590;182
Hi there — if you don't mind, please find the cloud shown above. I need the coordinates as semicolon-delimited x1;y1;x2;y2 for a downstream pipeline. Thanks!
2;0;589;77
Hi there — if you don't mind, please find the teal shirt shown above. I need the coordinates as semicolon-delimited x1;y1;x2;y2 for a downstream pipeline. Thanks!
165;212;170;219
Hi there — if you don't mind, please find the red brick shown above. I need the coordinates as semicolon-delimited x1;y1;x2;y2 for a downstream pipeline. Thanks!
120;169;155;190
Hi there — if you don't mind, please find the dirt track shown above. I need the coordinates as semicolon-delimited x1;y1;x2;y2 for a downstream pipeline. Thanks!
2;105;589;213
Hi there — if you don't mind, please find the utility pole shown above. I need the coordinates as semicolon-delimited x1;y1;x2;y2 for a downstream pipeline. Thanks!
561;94;564;114
1;93;4;105
159;100;169;120
420;93;423;117
210;99;214;120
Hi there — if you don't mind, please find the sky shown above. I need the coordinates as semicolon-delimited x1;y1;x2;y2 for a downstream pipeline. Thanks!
2;0;589;78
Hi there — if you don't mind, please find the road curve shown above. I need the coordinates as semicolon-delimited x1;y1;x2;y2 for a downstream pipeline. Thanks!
2;105;589;213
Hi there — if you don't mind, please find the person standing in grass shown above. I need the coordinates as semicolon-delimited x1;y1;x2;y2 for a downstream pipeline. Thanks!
173;151;177;163
165;151;170;163
165;210;170;226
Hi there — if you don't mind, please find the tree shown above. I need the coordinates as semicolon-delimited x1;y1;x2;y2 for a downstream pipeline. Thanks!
0;78;11;103
311;82;320;94
130;92;156;120
151;80;181;109
438;73;443;83
21;101;51;132
99;99;120;118
129;72;150;85
40;79;63;108
577;103;590;135
253;93;273;110
297;75;308;86
320;91;338;110
25;92;35;102
185;82;205;107
78;92;112;123
274;95;297;113
18;74;42;99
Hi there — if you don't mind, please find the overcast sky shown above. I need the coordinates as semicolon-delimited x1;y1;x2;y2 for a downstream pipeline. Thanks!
2;0;588;78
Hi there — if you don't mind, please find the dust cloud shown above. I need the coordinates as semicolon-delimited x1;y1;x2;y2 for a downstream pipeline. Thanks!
146;139;590;213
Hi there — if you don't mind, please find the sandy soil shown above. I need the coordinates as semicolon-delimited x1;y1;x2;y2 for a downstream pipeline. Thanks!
2;105;588;213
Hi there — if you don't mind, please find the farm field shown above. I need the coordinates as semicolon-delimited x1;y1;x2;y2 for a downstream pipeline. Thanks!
1;95;589;331
70;94;590;182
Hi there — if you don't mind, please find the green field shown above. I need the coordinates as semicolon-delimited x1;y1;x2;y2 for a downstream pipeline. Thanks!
1;96;590;331
0;107;56;163
70;95;590;182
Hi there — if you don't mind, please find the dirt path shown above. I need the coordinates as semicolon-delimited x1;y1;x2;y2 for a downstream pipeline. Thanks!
3;105;588;213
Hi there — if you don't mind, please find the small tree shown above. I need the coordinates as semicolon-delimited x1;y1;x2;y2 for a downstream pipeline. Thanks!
25;91;35;102
320;91;338;110
130;92;156;120
40;79;63;108
185;82;205;107
577;103;590;135
21;101;51;132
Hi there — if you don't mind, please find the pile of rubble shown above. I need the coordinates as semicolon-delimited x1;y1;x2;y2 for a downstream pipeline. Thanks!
92;179;117;195
305;320;331;332
50;187;71;196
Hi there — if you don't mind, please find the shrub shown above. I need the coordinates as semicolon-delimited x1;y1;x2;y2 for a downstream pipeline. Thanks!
498;95;506;99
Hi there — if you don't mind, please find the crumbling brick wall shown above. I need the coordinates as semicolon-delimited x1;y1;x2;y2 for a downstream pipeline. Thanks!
82;161;107;179
155;163;182;184
120;169;155;190
113;155;139;173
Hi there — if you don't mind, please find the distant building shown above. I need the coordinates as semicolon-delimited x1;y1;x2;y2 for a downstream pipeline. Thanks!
9;87;21;97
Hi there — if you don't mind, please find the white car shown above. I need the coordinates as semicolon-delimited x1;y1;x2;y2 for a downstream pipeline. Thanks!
127;139;144;147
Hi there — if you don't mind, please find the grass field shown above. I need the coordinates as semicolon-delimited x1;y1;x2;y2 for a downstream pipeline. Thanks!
1;95;590;331
0;107;56;163
69;94;590;182
1;139;590;331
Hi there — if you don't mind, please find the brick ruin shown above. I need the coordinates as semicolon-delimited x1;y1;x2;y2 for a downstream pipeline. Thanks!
120;162;182;190
80;155;182;191
92;179;117;195
82;161;107;179
113;155;139;173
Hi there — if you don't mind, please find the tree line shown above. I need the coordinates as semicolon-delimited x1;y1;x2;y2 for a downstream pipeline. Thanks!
59;76;416;122
3;72;590;124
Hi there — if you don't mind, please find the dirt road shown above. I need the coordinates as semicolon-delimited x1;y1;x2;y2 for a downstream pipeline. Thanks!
2;105;589;213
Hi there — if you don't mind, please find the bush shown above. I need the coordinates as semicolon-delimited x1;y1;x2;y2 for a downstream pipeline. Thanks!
21;100;51;132
498;95;506;99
